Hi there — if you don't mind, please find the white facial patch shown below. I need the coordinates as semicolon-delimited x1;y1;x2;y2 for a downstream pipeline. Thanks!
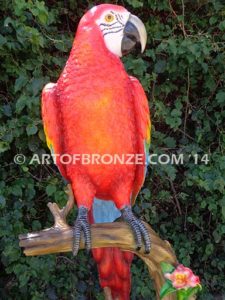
96;10;130;57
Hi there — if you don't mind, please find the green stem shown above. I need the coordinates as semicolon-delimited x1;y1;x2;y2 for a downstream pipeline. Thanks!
177;291;185;300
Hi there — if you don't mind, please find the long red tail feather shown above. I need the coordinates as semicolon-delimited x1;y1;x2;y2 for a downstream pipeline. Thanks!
92;247;134;300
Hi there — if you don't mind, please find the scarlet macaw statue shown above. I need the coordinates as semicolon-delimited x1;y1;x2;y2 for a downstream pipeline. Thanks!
42;4;151;299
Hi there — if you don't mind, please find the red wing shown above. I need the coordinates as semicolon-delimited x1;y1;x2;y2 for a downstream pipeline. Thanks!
129;76;151;205
41;83;67;179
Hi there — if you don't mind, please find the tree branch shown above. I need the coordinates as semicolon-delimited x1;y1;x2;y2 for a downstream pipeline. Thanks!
47;184;74;229
19;222;178;299
168;0;187;37
18;185;194;300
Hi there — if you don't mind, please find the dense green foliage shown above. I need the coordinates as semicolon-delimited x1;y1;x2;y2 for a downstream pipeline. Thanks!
0;0;224;299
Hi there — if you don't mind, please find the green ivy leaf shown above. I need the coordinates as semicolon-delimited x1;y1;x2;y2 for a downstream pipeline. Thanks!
126;0;143;8
0;141;10;153
46;184;57;196
26;124;38;136
215;91;225;105
219;20;225;31
14;75;28;92
154;60;166;74
0;195;6;208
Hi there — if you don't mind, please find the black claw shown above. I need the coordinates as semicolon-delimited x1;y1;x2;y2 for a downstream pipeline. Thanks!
121;205;151;254
73;225;81;256
73;206;91;256
138;220;151;253
131;219;142;248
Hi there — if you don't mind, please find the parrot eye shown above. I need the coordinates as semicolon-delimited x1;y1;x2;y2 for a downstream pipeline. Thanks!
104;14;114;23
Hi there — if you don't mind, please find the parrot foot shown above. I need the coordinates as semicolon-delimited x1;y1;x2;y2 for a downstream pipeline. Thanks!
121;205;151;254
72;206;91;256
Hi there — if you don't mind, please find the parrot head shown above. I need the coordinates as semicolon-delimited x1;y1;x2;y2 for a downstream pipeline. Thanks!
77;4;147;57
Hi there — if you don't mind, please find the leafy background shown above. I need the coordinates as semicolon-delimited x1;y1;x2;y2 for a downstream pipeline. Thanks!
0;0;224;299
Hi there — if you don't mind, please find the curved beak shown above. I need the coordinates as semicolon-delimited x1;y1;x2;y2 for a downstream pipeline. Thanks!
121;14;147;56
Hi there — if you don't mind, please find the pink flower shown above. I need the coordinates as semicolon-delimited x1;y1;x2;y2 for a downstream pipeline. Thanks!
165;264;200;289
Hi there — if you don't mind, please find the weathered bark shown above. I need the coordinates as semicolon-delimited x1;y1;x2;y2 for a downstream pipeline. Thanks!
18;185;191;300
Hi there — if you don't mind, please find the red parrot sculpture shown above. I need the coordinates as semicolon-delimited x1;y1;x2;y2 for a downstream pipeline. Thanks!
42;4;151;299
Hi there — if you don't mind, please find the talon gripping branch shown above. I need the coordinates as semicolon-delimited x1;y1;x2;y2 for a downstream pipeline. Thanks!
42;4;151;299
